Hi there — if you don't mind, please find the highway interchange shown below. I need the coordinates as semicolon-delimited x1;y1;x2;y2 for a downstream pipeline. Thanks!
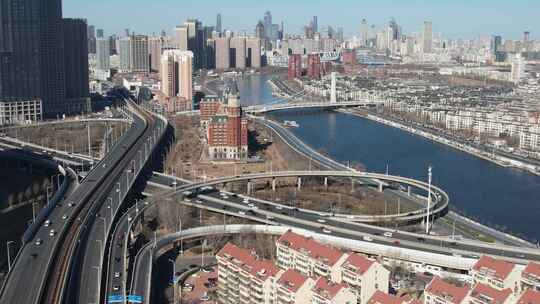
2;103;540;304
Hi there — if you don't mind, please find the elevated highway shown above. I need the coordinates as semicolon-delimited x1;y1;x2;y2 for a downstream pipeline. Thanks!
0;101;167;304
245;100;382;114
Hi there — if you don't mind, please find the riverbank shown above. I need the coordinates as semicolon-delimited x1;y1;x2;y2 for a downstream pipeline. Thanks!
340;109;540;177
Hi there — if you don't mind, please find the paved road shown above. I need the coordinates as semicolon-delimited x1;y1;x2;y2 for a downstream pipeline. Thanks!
0;109;142;304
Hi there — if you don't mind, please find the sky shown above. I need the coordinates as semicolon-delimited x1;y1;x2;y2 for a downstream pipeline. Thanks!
64;0;538;40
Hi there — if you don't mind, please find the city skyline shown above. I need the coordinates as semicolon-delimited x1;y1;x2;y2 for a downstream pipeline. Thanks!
65;0;538;39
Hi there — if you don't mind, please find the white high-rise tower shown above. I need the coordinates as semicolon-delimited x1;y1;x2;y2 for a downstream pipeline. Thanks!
423;21;433;53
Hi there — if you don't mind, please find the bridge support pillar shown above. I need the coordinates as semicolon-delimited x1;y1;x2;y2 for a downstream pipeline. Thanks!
272;178;276;192
297;177;302;191
350;178;355;192
378;182;383;193
324;177;328;189
247;181;252;195
407;186;411;196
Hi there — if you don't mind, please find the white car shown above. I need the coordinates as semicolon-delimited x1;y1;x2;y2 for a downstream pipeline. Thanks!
243;199;250;204
317;219;326;223
238;211;246;216
35;238;43;246
363;236;373;242
275;205;283;210
62;214;68;220
44;220;51;227
114;272;121;278
322;228;332;234
49;229;56;237
383;232;393;238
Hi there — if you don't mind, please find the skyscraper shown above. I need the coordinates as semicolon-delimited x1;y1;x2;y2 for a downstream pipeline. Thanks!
185;19;204;70
160;50;193;101
173;26;188;51
118;37;132;72
255;21;265;39
96;38;111;71
490;35;502;55
246;38;261;68
216;14;222;33
264;11;272;39
423;21;433;53
230;37;246;69
313;16;318;33
361;19;369;47
511;54;525;84
215;37;230;70
96;29;104;39
130;35;149;73
148;36;164;72
87;24;96;53
63;18;90;113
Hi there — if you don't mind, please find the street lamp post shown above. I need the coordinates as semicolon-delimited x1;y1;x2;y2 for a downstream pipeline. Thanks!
6;241;14;272
425;166;432;234
169;259;177;304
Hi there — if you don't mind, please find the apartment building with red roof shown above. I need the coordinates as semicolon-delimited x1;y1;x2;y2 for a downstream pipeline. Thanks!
276;269;316;304
521;262;540;292
311;276;356;304
471;256;521;293
516;289;540;304
338;253;390;304
469;283;514;304
424;277;470;304
368;290;419;304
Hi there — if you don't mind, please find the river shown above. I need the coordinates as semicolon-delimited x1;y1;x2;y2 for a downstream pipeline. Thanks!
237;74;540;242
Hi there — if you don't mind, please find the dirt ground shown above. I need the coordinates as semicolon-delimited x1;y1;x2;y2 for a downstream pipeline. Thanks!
163;114;314;181
4;121;126;158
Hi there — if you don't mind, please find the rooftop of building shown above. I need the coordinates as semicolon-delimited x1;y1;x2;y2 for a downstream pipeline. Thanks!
472;255;516;280
277;230;344;266
517;289;540;304
312;277;346;300
277;269;308;293
470;283;512;303
425;277;470;304
217;242;280;281
342;253;375;275
523;262;540;279
367;290;415;304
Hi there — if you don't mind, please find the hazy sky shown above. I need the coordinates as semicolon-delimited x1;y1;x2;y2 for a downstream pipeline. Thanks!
64;0;538;40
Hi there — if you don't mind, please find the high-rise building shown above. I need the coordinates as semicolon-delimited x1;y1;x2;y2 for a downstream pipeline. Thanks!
185;19;203;70
523;31;531;52
130;35;149;73
230;37;246;69
307;54;321;79
215;37;231;70
173;26;188;50
246;38;261;68
109;35;118;55
511;53;525;84
423;21;433;53
255;21;265;39
205;39;216;70
216;14;222;33
264;11;272;38
96;29;104;39
96;38;111;71
490;35;502;55
118;37;131;72
87;24;96;53
148;36;164;72
0;0;92;119
288;54;302;79
160;50;193;101
313;16;318;33
361;19;369;47
62;18;90;113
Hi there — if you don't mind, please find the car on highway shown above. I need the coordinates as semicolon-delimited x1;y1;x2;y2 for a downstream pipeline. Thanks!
68;201;75;207
35;238;43;246
317;219;326;223
44;220;51;227
238;211;246;216
202;266;213;273
243;198;250;204
275;205;283;210
200;293;210;301
383;232;393;238
393;240;400;245
248;203;258;209
62;214;68;220
114;272;121;278
113;285;120;291
362;236;373;242
49;229;56;237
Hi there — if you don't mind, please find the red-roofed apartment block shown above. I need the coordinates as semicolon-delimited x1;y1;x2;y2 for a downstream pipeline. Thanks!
517;289;540;304
471;256;521;293
521;262;540;292
368;290;418;304
216;243;283;304
311;276;356;304
276;230;348;282
276;269;316;304
338;253;390;304
469;283;513;304
424;277;471;304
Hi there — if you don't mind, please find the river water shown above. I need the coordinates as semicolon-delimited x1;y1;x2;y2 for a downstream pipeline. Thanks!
238;74;540;242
